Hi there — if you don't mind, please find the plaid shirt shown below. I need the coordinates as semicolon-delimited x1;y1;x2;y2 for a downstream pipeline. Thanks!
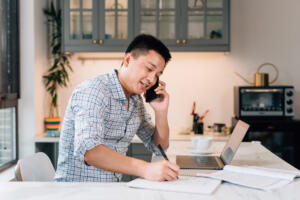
54;70;160;182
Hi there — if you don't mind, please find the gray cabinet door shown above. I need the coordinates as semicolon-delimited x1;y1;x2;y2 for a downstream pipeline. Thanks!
134;0;179;47
179;0;230;51
63;0;134;52
98;0;134;51
134;0;230;51
63;0;98;51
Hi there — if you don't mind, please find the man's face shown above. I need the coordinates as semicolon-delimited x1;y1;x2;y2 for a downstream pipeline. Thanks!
124;50;165;95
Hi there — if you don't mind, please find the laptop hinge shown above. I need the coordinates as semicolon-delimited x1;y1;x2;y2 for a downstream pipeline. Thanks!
216;157;225;168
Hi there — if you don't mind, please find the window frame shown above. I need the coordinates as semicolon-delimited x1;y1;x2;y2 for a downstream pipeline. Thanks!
0;0;19;172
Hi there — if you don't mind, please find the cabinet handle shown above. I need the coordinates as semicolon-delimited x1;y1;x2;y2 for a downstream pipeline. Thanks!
182;39;187;44
99;40;103;44
92;40;97;44
176;40;180;44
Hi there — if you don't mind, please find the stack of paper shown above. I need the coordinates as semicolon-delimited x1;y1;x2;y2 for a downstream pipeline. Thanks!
127;176;221;195
197;165;300;190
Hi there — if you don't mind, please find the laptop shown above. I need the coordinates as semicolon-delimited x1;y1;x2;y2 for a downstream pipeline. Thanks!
176;120;249;170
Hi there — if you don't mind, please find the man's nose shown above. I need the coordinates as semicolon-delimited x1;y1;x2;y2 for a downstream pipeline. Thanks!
148;73;156;84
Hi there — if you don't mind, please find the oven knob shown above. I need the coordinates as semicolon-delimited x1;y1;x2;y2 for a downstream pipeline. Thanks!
286;99;293;105
287;108;293;113
286;91;294;97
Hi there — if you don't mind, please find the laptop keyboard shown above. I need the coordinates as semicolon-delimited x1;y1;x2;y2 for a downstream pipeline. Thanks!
193;156;218;164
176;155;222;169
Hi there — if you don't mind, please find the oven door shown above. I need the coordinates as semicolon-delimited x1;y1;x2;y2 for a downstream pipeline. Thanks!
240;88;284;117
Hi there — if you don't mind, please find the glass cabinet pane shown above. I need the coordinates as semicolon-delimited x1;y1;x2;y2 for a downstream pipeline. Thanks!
82;0;92;9
105;0;114;9
141;0;156;9
140;11;156;36
70;0;80;9
188;10;204;39
207;11;223;39
0;107;16;168
69;0;94;40
82;12;92;39
118;11;128;39
207;0;223;8
159;0;175;9
159;11;175;39
106;0;128;9
118;0;128;9
70;11;81;39
139;0;176;39
105;11;115;39
104;0;129;40
188;0;204;9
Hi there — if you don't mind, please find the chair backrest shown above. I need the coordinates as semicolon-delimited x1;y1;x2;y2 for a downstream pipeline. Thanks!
14;152;55;181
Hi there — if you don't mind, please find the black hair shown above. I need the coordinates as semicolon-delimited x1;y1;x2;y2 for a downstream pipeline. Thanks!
125;34;171;64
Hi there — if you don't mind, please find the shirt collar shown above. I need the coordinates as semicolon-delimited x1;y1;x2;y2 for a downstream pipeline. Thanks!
109;70;141;102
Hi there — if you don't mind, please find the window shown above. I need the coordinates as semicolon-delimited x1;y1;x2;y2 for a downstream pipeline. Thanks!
0;0;19;171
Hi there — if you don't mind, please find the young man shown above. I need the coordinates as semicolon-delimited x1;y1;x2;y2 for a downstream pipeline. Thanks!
54;34;179;182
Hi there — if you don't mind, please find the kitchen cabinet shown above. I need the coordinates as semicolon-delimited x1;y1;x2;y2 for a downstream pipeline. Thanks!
62;0;134;52
62;0;230;52
135;0;230;51
35;136;60;169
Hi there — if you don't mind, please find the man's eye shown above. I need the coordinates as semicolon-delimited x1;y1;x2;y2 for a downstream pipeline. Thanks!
147;67;152;72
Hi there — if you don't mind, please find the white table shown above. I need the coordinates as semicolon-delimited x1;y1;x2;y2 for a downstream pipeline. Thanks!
1;141;300;200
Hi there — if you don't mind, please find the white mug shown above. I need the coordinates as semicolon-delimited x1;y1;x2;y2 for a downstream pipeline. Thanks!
191;136;212;150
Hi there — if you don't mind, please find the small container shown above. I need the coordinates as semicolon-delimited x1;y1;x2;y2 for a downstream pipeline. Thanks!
194;121;204;134
213;123;226;133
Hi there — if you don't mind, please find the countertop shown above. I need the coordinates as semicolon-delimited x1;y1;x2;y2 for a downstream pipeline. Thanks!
1;141;300;200
35;131;230;143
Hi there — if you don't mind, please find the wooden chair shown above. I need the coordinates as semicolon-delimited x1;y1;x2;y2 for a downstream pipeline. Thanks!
14;152;55;181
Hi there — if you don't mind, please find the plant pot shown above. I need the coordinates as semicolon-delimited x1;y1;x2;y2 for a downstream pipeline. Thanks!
44;117;61;137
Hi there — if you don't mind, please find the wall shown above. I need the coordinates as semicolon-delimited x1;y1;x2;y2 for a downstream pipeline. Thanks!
54;0;300;133
19;0;48;158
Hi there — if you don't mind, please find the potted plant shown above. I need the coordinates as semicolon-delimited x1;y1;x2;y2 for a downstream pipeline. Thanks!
43;1;72;136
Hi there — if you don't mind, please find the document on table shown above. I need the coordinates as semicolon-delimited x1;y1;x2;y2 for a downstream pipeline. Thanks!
127;176;221;195
197;165;300;191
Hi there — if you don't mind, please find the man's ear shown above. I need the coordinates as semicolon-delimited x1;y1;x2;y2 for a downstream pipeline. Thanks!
123;53;131;67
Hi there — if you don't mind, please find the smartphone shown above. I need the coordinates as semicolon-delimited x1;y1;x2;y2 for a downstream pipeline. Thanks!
145;78;159;103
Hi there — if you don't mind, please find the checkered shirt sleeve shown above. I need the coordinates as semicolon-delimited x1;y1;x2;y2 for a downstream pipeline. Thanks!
71;85;108;162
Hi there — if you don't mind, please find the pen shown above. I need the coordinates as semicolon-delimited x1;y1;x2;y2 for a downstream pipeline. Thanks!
158;144;179;179
158;144;169;161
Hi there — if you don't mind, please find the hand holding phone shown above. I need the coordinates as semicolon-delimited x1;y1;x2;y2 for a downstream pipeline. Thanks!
145;78;159;103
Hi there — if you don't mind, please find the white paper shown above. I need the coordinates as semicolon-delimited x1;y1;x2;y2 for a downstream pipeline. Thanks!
127;176;221;195
197;165;299;190
224;165;299;181
198;170;291;190
245;166;300;178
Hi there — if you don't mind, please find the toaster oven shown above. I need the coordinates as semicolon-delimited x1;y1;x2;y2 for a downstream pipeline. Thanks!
234;86;294;118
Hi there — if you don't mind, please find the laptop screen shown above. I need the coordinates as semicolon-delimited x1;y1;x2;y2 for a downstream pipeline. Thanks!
220;120;249;165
